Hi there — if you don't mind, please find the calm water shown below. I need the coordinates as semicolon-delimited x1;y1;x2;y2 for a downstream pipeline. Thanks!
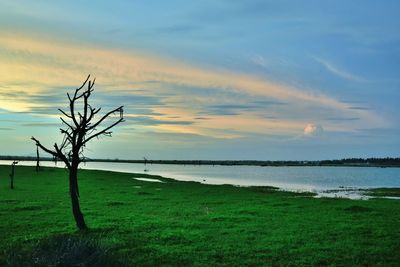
1;160;400;195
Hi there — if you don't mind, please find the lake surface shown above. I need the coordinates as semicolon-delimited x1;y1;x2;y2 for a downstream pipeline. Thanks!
1;160;400;199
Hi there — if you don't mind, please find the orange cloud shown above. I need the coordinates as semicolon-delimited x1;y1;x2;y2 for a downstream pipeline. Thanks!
0;31;388;138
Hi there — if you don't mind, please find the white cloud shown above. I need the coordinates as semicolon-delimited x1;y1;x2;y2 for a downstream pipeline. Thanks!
314;57;366;82
251;55;267;68
304;123;323;136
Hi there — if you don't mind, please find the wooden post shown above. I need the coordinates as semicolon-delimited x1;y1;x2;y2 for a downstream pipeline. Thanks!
36;146;40;172
10;161;18;189
143;157;149;172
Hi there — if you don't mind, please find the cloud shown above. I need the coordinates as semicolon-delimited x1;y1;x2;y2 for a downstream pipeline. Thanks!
251;100;286;106
21;122;60;127
251;55;268;68
0;33;356;109
204;104;256;116
126;108;163;116
314;57;366;82
127;130;219;143
203;100;286;116
0;32;387;139
125;116;194;126
17;107;60;116
348;106;370;111
325;117;360;121
303;123;323;136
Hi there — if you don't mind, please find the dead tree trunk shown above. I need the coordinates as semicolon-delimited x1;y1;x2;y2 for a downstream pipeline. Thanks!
69;164;87;229
36;146;40;172
10;161;18;189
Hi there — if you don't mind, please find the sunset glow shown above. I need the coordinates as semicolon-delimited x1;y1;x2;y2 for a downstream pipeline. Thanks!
0;1;399;159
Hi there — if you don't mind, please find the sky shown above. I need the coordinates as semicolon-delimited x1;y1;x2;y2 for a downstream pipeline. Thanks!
0;0;399;160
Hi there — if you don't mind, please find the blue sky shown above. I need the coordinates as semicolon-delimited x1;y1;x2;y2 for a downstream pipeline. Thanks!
0;0;399;160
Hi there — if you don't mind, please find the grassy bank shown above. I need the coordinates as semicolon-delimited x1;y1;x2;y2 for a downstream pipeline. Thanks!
0;165;399;266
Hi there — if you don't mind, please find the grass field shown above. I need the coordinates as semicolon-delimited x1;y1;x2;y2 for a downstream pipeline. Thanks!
0;165;399;266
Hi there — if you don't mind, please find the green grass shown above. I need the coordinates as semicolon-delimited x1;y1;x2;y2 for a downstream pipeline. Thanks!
1;165;400;266
365;188;400;197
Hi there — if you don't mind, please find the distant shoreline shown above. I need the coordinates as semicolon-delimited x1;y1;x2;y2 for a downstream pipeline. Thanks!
1;156;399;167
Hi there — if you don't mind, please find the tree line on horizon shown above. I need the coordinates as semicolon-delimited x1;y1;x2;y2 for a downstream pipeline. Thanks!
1;156;399;167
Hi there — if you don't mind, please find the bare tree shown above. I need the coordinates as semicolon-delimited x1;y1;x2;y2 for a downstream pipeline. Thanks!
31;75;124;230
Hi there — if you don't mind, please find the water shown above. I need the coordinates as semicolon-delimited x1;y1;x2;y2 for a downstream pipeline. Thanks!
1;160;400;198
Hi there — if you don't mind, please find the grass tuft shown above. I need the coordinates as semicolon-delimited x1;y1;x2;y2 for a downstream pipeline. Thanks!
12;205;43;212
1;234;128;267
344;205;374;213
106;201;125;207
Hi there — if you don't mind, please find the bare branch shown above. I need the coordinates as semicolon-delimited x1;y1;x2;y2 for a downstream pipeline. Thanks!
60;134;68;150
31;137;71;169
68;75;91;127
84;117;124;144
76;74;91;91
60;117;73;129
54;143;71;169
60;129;73;143
69;99;80;127
87;106;124;131
31;137;58;158
87;107;102;124
93;107;101;115
88;78;96;90
58;108;72;118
